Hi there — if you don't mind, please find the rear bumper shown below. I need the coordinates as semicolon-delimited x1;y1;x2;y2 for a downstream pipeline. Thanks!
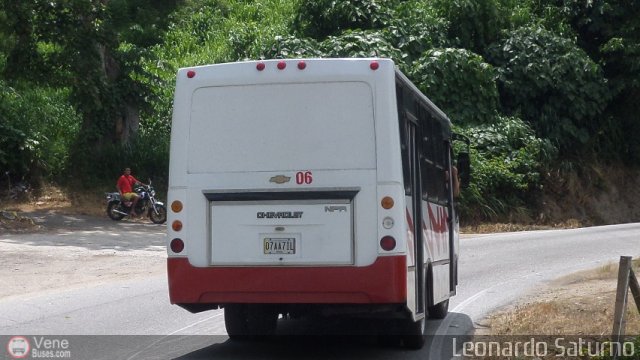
168;256;407;305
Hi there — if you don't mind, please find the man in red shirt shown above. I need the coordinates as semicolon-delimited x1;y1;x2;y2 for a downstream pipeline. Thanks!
117;167;145;217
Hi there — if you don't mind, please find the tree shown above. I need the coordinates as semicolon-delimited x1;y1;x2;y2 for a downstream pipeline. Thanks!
430;0;509;55
1;0;179;177
293;0;396;39
410;48;500;125
553;0;640;162
487;26;610;152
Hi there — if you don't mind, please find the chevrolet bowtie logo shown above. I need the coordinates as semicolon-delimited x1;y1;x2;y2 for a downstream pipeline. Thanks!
269;175;291;184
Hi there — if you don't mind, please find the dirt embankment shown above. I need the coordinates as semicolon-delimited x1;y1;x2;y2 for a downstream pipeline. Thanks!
542;165;640;226
477;260;640;337
462;165;640;233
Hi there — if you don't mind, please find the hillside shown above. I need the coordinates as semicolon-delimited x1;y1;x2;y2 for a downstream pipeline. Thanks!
0;0;639;223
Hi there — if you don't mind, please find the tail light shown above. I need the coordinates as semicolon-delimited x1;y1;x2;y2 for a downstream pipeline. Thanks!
380;236;396;251
170;238;185;253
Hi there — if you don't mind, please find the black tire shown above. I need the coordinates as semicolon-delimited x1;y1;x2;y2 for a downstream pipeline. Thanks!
247;304;278;337
149;204;167;224
224;304;278;340
376;319;403;348
224;304;249;340
402;316;426;350
107;202;125;221
428;299;449;319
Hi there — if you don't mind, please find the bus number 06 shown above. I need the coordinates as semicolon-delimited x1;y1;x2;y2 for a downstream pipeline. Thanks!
295;171;313;185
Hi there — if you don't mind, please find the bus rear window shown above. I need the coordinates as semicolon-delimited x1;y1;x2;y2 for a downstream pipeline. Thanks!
187;82;376;173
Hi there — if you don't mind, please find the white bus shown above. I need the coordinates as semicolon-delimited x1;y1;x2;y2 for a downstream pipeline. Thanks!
166;58;470;348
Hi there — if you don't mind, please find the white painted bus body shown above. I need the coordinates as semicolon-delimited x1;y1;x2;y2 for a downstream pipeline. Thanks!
166;58;458;328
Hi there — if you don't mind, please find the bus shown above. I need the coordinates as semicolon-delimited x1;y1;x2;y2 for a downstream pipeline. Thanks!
166;58;470;349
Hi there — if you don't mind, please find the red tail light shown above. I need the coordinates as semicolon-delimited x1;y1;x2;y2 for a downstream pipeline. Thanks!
380;236;396;251
170;238;185;253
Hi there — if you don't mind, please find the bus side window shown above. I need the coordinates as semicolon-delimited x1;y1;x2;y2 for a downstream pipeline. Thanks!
432;120;446;202
399;113;412;195
397;86;412;195
420;110;446;203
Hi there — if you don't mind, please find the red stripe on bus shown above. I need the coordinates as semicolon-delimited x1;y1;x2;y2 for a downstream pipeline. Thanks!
168;256;407;305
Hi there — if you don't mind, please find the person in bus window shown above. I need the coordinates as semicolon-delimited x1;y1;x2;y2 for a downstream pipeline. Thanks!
447;166;461;198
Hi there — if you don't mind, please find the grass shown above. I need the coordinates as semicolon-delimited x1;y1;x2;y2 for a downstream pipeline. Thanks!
461;219;585;234
474;260;640;359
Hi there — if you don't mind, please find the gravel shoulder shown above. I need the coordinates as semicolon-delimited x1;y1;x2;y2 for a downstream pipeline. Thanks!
0;210;166;301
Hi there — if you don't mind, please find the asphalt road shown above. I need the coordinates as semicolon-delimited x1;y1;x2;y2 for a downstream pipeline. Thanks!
1;214;639;359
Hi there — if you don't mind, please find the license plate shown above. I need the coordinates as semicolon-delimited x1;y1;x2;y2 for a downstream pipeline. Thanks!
263;237;296;255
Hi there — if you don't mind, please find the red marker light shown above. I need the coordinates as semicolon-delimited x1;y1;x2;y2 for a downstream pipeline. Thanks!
297;61;306;70
370;61;379;70
380;236;396;251
256;62;266;71
187;70;196;78
170;238;185;253
277;61;287;70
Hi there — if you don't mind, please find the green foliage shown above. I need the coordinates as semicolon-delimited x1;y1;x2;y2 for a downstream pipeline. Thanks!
519;0;575;36
294;0;396;39
266;30;402;68
553;0;640;162
81;131;169;192
145;0;299;150
456;116;556;221
385;1;450;63
0;0;639;224
266;30;410;65
0;81;80;181
430;0;509;54
319;30;402;59
154;0;298;65
0;120;29;179
487;26;610;152
266;35;323;59
1;0;181;182
409;48;500;125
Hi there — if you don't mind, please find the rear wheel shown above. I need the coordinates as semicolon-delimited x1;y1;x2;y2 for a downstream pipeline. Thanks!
402;316;426;349
224;304;249;340
428;299;449;319
224;304;278;340
107;202;125;221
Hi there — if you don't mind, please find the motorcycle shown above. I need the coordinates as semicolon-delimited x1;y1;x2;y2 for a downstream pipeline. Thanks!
106;180;167;224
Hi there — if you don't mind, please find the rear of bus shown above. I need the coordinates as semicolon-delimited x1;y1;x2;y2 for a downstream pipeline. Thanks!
166;59;409;331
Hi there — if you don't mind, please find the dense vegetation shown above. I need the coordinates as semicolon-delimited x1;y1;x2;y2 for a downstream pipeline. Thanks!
1;0;638;224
